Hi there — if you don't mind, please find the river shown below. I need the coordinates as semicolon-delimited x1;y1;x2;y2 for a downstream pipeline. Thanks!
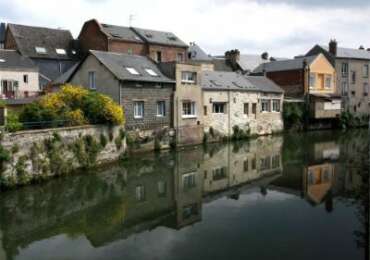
0;130;368;260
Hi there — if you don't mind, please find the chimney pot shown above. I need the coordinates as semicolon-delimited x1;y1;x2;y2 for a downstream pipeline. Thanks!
329;39;337;56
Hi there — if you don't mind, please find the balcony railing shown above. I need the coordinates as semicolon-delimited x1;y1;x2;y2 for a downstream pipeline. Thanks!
0;91;42;99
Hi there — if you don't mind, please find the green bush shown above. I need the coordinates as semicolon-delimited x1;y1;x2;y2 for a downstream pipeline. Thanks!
283;102;305;130
5;111;23;132
232;125;249;140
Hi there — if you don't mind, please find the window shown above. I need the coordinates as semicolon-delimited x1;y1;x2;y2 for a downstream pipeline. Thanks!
156;51;162;62
183;172;196;190
157;181;167;196
212;167;227;181
145;68;158;77
252;103;257;114
88;71;96;90
212;103;226;114
243;160;249;172
23;74;28;84
261;99;271;112
364;83;369;96
325;75;332;88
363;64;369;78
342;81;348;96
182;101;196;117
204;106;207;116
244;103;249;115
252;157;256;170
177;53;184;62
272;100;280;112
351;71;356;84
156;101;166;117
134;101;144;119
56;48;66;55
126;67;140;75
35;47;47;54
135;185;145;201
181;71;196;84
127;48;133;55
309;73;316;88
342;63;348;77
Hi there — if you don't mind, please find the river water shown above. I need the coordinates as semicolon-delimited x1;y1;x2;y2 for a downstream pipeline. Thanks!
0;130;369;260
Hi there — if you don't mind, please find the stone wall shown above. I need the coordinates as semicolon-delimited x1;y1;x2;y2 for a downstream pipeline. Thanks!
0;125;126;188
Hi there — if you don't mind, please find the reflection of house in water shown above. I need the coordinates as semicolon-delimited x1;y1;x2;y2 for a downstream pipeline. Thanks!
0;137;284;259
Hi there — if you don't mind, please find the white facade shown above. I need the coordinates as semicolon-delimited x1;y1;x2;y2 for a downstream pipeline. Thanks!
0;70;39;98
203;90;284;136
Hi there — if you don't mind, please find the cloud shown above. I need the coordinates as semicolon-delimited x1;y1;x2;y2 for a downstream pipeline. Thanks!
0;0;370;57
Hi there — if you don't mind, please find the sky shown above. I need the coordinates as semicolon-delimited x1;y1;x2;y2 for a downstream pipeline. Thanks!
1;0;370;58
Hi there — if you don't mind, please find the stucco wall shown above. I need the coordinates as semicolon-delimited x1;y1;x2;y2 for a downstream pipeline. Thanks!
203;90;284;136
0;70;39;94
309;54;337;94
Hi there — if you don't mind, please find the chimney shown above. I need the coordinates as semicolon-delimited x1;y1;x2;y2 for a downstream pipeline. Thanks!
261;52;269;60
359;45;365;50
225;49;240;70
329;39;337;56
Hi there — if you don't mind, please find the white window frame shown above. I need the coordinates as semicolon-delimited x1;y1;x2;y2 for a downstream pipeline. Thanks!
324;75;332;89
35;47;47;54
212;102;226;114
56;48;66;55
145;68;158;77
156;101;166;117
134;101;144;119
261;99;271;112
272;99;281;112
182;101;196;118
341;63;348;77
309;73;316;88
88;71;96;90
126;67;140;75
363;64;369;78
181;71;196;84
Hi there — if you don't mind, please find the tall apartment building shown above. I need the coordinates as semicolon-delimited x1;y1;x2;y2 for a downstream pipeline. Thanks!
306;40;370;116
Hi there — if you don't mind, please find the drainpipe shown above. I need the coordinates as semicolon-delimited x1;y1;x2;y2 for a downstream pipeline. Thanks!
304;60;310;130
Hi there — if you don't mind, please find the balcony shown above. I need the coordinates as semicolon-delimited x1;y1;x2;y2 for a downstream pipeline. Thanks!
0;90;42;100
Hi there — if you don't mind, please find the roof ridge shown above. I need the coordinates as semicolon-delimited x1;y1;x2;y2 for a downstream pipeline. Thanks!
9;23;71;32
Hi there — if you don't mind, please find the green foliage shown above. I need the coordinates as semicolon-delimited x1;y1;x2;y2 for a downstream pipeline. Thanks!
119;128;126;140
5;111;23;132
100;133;108;148
15;155;28;184
114;136;123;150
283;102;305;131
154;137;161;152
0;144;10;172
18;85;124;130
72;135;102;169
340;111;369;129
231;125;250;141
11;144;19;154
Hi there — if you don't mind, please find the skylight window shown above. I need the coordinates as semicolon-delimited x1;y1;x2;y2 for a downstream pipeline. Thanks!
0;59;5;63
145;68;158;77
35;47;47;54
126;67;140;75
56;48;66;55
145;33;153;38
168;36;177;41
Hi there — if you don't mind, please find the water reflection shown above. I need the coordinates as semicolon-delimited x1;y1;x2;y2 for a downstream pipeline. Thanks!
0;131;368;260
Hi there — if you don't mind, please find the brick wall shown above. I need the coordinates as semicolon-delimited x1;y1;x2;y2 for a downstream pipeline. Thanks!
4;28;17;49
149;45;187;62
78;20;108;54
121;83;174;130
266;70;305;98
108;39;147;56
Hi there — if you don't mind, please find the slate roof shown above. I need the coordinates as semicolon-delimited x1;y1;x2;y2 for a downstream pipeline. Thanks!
0;50;37;71
90;50;175;83
7;23;77;60
0;23;5;43
52;62;80;85
320;45;370;60
201;71;283;93
253;55;317;73
237;54;270;72
212;58;233;72
188;43;212;61
131;27;188;48
100;23;144;43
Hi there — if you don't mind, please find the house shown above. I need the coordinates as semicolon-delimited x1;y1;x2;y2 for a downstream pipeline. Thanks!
187;42;213;63
78;19;188;63
159;61;214;145
201;71;284;136
253;53;342;121
4;23;79;89
306;40;370;116
0;23;5;49
68;50;175;130
0;50;39;99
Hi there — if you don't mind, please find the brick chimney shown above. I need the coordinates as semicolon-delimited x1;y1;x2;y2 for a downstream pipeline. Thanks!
329;39;337;56
225;49;240;70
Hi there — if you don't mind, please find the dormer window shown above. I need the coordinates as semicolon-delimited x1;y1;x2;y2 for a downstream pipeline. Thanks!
56;48;66;55
145;68;158;77
168;36;177;41
145;33;153;38
126;67;140;75
35;47;47;54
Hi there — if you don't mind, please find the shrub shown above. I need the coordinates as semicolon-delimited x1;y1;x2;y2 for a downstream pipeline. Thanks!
19;85;124;129
100;133;108;148
232;125;249;140
5;111;23;133
283;102;305;130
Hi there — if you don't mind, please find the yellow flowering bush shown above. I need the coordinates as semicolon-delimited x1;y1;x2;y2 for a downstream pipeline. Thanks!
19;85;124;128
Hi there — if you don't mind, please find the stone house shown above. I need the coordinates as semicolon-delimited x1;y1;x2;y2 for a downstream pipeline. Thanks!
0;50;39;100
4;23;79;89
306;40;370;117
159;61;214;145
78;19;188;63
201;71;284;136
68;50;175;130
253;53;342;121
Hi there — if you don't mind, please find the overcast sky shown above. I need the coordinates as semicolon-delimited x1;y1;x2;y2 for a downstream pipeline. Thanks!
1;0;370;57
